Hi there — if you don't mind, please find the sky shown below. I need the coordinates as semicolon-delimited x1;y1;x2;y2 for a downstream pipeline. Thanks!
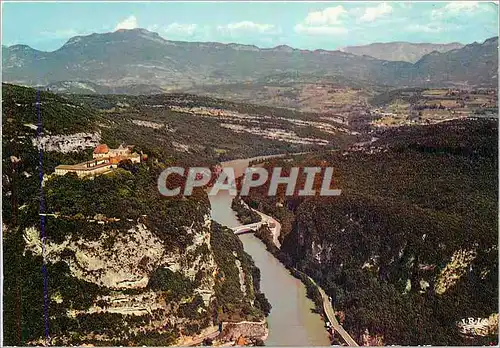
2;1;498;51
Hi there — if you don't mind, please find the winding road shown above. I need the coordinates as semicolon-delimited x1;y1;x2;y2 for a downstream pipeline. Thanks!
232;207;358;346
216;152;356;346
304;274;359;346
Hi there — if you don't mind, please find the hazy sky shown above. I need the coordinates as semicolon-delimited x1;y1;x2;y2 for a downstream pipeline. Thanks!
2;1;498;51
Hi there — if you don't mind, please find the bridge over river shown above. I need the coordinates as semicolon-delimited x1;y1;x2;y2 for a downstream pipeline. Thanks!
228;197;282;248
231;222;263;235
230;212;281;248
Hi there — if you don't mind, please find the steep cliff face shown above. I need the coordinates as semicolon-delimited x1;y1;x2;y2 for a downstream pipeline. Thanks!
23;217;216;293
283;193;497;345
17;214;218;345
31;131;101;153
2;84;268;346
5;169;268;346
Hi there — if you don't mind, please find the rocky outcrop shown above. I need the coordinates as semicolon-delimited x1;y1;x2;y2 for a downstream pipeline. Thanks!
31;131;101;153
21;215;220;344
23;216;216;291
435;248;477;295
219;320;268;342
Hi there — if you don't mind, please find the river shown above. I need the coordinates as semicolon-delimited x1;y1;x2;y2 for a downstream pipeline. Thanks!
208;156;330;346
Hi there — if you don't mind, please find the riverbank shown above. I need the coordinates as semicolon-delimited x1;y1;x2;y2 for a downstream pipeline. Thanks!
250;224;358;346
209;154;331;346
236;234;331;346
227;167;343;343
230;160;356;345
239;199;281;249
179;319;268;347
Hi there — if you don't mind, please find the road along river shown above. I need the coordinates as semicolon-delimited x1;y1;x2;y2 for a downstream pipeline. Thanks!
208;155;330;346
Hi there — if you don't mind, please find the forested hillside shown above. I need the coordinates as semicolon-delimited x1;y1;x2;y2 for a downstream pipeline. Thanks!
2;83;272;345
242;119;498;345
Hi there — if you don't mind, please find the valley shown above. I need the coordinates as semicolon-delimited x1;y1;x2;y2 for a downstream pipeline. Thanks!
3;76;497;346
237;118;498;345
1;9;498;347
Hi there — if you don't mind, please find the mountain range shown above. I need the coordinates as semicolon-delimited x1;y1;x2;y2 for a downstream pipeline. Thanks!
2;28;498;91
341;41;465;63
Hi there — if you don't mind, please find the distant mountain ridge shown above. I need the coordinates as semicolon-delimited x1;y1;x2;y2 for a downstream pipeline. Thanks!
42;80;165;95
341;41;465;63
413;36;499;85
2;28;498;90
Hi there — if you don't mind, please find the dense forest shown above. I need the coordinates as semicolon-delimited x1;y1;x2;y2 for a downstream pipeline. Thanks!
2;83;272;345
242;119;498;345
210;222;271;321
68;88;355;162
231;197;262;225
2;81;497;346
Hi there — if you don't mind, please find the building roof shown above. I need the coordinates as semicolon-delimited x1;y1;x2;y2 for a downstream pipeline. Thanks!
236;336;247;346
55;162;112;172
93;144;109;154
